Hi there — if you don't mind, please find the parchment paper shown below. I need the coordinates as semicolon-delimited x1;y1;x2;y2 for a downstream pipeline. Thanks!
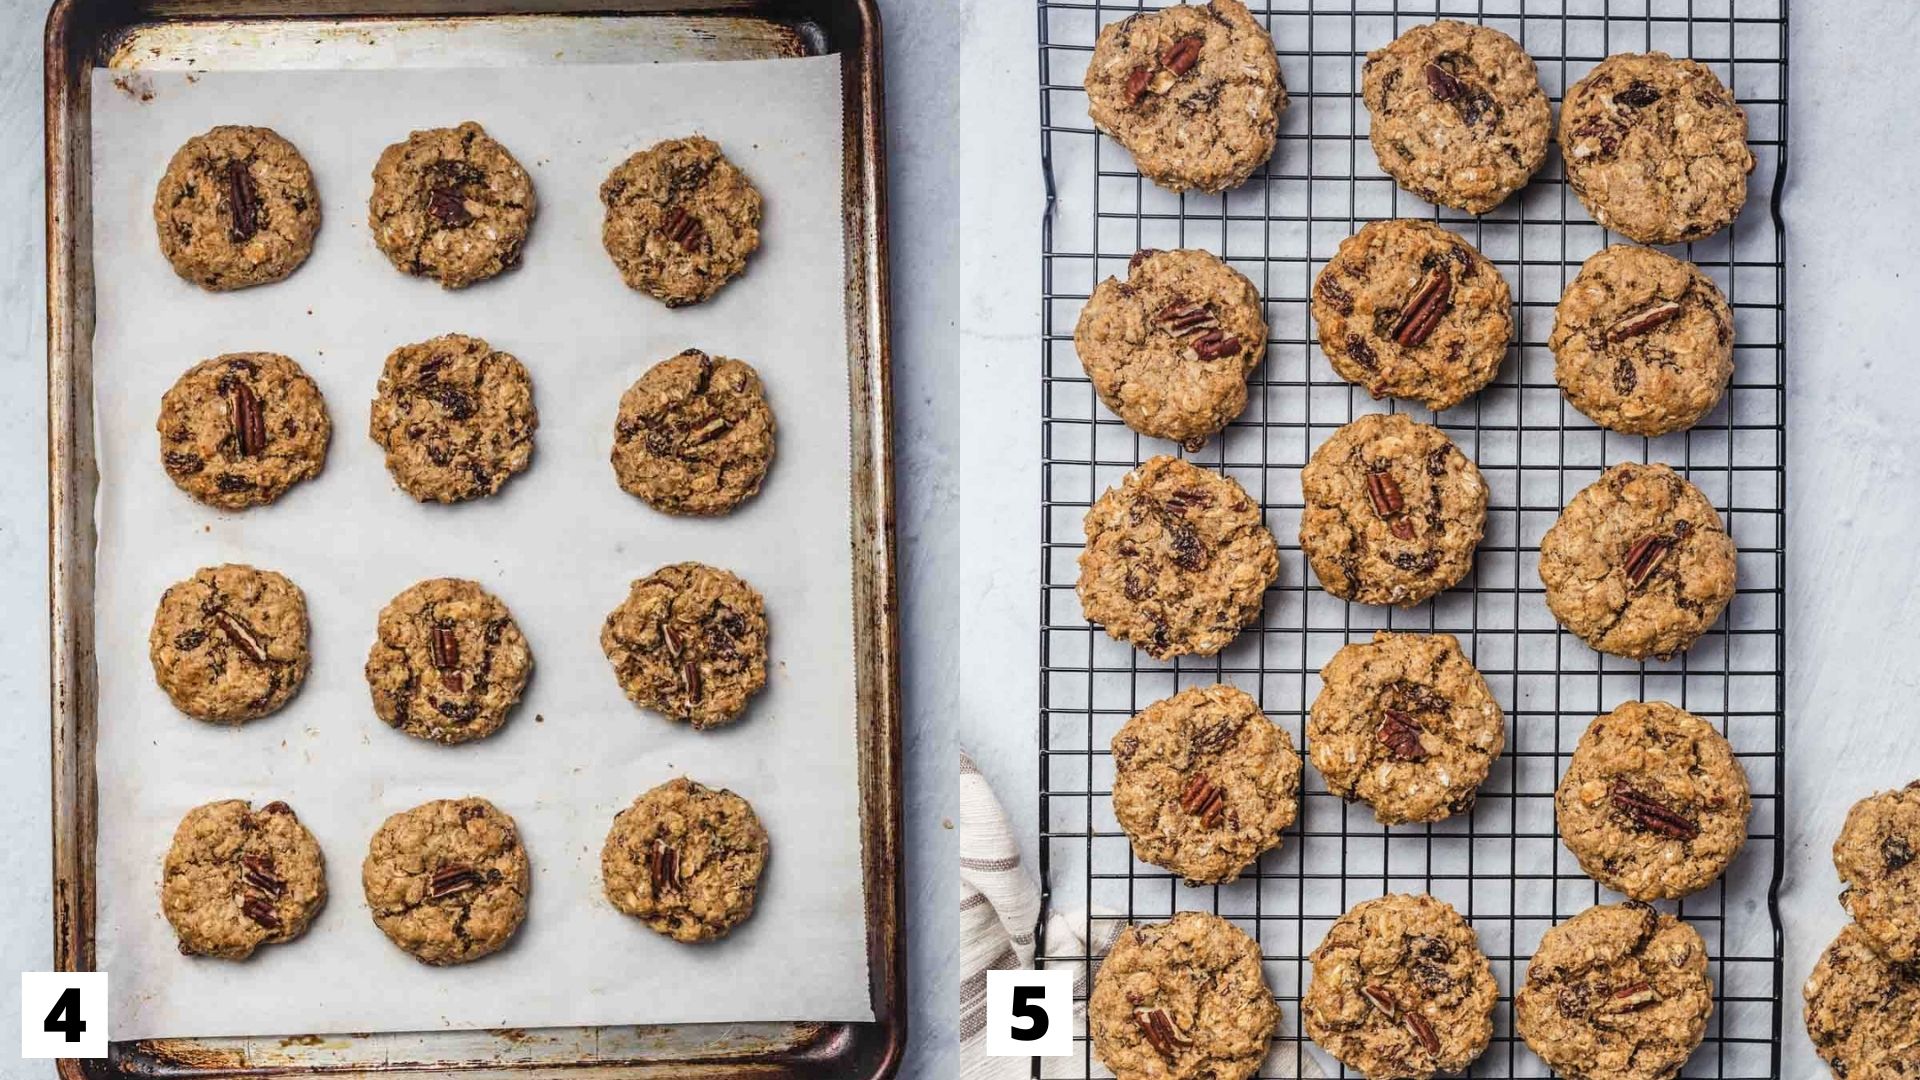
89;56;874;1039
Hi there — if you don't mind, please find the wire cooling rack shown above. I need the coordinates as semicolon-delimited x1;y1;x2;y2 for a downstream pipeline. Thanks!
1034;1;1786;1076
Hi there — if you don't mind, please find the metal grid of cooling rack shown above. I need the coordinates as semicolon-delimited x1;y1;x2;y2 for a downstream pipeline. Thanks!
1034;1;1786;1076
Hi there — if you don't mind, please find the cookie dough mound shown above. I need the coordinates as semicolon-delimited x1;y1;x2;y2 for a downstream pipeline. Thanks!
362;797;530;966
1077;456;1279;660
368;121;534;289
601;562;770;729
365;578;534;745
1309;630;1504;825
158;352;331;510
154;125;320;291
612;349;776;516
602;777;770;943
1075;248;1268;450
1515;901;1713;1080
149;563;310;723
1804;924;1920;1080
1538;462;1737;660
1835;780;1920;963
1312;220;1512;410
1551;245;1734;436
1083;0;1286;194
1303;893;1497;1079
1362;20;1551;214
1555;701;1751;900
601;136;763;307
1089;911;1279;1080
368;333;538;503
1560;52;1753;245
1110;684;1300;885
162;799;326;960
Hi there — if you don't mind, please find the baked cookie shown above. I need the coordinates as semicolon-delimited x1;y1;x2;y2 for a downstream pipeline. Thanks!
158;352;331;510
1302;894;1497;1079
1299;413;1487;607
161;799;326;960
149;564;309;724
612;349;776;515
1110;684;1301;885
601;136;763;307
1361;20;1551;214
368;121;534;289
362;797;530;966
1083;0;1286;194
1804;924;1920;1080
1551;245;1734;436
1514;901;1713;1080
365;578;534;745
601;777;769;943
1555;701;1751;900
601;562;769;729
1309;630;1504;825
1538;462;1737;660
1088;911;1279;1080
153;125;320;291
1835;780;1920;963
1074;248;1268;450
368;333;537;503
1312;220;1512;410
1560;53;1753;246
1077;456;1279;660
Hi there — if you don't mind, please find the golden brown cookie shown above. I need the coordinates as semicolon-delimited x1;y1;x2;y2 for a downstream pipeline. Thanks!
157;352;331;510
362;797;530;966
611;349;776;516
153;125;320;291
1835;781;1920;963
600;562;770;729
162;799;326;960
602;777;770;943
149;563;310;724
365;578;534;745
368;333;538;504
601;136;763;307
368;121;535;289
1804;923;1920;1080
1088;911;1280;1080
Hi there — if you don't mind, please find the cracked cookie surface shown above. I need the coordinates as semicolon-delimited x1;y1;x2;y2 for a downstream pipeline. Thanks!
369;333;537;503
1555;701;1750;900
1075;248;1268;450
601;562;769;729
1083;0;1286;194
602;777;769;943
1804;923;1920;1080
1835;780;1920;964
154;125;320;291
362;797;529;966
1310;631;1504;825
162;799;326;960
365;578;533;745
612;349;776;516
149;563;310;724
601;136;763;307
1303;893;1497;1079
158;351;331;510
1089;911;1280;1080
368;122;534;289
1538;462;1736;659
1559;52;1753;245
1077;456;1279;660
1111;684;1300;885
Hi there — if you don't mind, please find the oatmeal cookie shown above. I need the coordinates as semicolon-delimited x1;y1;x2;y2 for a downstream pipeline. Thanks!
1089;911;1280;1080
368;121;534;289
601;562;769;729
162;799;326;960
602;777;769;943
1804;923;1920;1080
1835;780;1920;963
365;578;534;745
149;564;309;724
362;797;529;966
368;333;537;503
611;349;776;515
153;125;320;291
601;136;763;307
157;351;331;510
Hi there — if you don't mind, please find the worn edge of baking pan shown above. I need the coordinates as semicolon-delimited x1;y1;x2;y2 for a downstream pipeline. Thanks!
44;1;902;1077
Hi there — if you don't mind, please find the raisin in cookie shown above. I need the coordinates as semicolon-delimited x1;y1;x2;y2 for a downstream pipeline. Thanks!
1804;924;1920;1080
1303;894;1497;1079
1083;0;1286;194
1560;53;1753;246
1309;631;1504;825
1089;911;1280;1080
1835;781;1920;964
1110;684;1300;885
149;564;310;724
365;578;534;745
602;777;769;943
368;333;537;503
601;136;763;307
162;799;326;960
369;122;533;289
1555;701;1750;900
1551;245;1734;436
1538;462;1737;660
1075;248;1268;450
601;562;769;729
612;349;776;516
362;797;529;966
158;352;331;510
154;125;320;292
1361;20;1551;214
1515;902;1713;1080
1299;413;1487;607
1077;456;1279;660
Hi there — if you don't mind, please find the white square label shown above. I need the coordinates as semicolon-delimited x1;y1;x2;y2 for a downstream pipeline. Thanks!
20;972;109;1059
985;967;1072;1058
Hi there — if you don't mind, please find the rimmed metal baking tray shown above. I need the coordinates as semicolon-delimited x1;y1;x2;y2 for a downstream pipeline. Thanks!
45;2;902;1076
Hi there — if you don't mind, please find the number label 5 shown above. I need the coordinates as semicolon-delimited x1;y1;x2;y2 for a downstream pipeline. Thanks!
984;968;1072;1057
19;973;109;1059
